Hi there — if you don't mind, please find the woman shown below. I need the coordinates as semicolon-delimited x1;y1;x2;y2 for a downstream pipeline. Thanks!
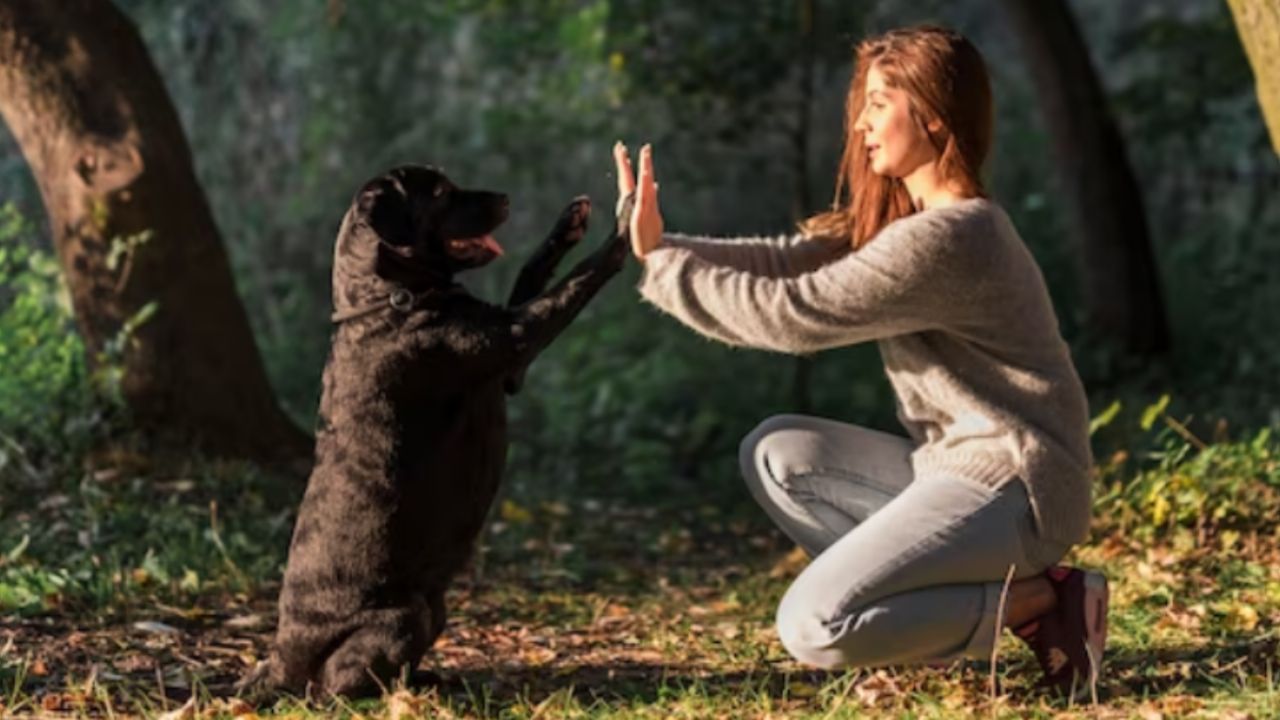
613;25;1107;696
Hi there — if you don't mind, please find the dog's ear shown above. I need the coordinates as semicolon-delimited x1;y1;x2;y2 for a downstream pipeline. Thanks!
357;177;415;247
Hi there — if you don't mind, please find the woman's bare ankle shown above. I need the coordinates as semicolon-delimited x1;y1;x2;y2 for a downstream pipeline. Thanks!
1003;575;1057;629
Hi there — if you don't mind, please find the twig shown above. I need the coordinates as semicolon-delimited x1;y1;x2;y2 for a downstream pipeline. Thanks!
154;664;167;711
208;501;250;590
0;430;42;484
1085;642;1100;706
821;670;861;719
1163;415;1207;451
95;675;118;720
365;665;390;697
989;563;1017;702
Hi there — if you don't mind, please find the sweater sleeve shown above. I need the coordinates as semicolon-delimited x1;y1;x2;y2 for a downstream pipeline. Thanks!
638;215;979;354
662;232;848;277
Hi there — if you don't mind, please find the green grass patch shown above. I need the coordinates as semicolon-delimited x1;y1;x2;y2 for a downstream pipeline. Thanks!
1;421;1278;717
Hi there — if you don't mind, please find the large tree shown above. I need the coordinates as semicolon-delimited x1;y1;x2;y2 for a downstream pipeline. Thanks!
1227;0;1280;158
999;0;1170;363
0;0;309;461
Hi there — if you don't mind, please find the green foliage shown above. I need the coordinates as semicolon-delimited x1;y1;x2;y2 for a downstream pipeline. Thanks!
1093;396;1280;541
0;205;110;463
0;461;295;616
605;1;869;141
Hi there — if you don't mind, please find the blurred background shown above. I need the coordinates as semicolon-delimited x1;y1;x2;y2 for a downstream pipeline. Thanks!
1;0;1277;518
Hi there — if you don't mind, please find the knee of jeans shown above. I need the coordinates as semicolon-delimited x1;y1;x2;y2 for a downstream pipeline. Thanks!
774;594;850;671
739;414;809;492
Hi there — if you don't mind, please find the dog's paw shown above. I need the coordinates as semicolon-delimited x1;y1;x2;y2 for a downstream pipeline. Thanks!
233;659;278;704
615;192;636;230
554;196;591;245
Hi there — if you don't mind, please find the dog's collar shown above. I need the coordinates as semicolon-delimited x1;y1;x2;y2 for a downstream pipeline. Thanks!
330;288;420;324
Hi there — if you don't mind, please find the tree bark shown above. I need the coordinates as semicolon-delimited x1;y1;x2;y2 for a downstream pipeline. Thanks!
0;0;309;461
1227;0;1280;158
999;0;1170;363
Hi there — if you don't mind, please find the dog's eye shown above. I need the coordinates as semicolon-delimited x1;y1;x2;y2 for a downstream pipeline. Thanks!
433;185;447;198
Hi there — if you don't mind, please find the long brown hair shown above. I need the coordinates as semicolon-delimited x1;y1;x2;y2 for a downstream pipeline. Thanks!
802;25;993;249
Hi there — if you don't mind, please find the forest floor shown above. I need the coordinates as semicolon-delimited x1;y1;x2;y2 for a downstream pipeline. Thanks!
1;431;1278;719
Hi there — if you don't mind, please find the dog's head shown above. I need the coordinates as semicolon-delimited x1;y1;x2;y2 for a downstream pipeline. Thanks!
352;165;510;279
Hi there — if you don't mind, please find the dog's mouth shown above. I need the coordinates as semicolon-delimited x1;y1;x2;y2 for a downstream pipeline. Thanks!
445;233;504;259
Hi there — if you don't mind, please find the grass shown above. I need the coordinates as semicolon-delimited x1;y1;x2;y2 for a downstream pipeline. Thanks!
0;422;1278;718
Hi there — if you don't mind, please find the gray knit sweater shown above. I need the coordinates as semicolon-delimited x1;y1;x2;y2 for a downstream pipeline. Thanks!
637;197;1094;545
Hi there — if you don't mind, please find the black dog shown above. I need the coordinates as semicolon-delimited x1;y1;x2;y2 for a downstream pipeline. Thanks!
250;165;633;697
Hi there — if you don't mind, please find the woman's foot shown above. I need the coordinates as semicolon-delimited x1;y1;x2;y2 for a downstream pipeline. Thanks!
1013;565;1109;700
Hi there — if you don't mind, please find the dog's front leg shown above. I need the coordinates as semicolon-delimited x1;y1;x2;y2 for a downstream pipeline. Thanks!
429;195;634;388
504;196;591;394
507;196;590;307
502;193;634;365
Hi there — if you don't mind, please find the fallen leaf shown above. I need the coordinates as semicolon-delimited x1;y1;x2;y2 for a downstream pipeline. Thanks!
223;614;265;630
520;647;557;666
40;693;72;713
855;670;902;707
769;546;809;579
156;697;196;720
134;620;181;636
788;681;818;698
386;689;426;720
500;499;532;524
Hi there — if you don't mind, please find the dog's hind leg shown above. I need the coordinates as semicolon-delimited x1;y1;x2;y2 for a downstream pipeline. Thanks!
505;196;591;394
316;609;429;698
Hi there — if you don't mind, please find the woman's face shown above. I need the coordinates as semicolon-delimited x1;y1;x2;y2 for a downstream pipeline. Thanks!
853;65;938;178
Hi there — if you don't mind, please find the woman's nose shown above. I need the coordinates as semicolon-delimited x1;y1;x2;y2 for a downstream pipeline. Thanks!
853;108;869;133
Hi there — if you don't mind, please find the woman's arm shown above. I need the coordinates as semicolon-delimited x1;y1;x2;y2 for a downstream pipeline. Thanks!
637;215;977;354
662;232;848;278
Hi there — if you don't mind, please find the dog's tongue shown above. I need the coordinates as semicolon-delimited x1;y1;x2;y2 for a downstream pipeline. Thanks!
476;234;504;257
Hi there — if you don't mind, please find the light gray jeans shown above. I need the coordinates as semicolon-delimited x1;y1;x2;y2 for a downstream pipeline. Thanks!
740;414;1071;669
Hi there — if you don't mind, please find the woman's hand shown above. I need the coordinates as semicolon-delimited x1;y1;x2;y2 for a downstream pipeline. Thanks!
614;141;663;260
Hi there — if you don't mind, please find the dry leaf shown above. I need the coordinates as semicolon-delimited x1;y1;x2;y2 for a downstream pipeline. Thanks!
855;670;902;707
40;693;71;713
520;647;557;666
386;689;426;720
788;680;818;698
156;696;197;720
133;620;181;636
769;545;809;579
221;697;258;718
223;614;265;630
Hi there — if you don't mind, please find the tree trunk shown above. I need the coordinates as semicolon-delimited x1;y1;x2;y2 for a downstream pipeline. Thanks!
999;0;1170;363
0;0;310;461
1227;0;1280;158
